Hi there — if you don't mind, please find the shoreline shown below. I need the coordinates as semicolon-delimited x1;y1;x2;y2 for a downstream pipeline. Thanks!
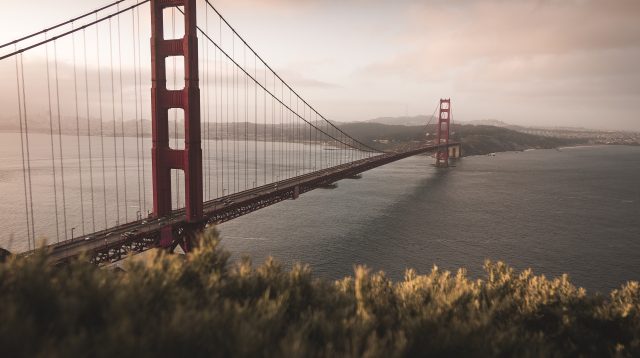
460;143;639;159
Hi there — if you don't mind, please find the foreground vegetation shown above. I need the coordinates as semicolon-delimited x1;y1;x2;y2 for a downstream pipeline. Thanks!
1;230;639;357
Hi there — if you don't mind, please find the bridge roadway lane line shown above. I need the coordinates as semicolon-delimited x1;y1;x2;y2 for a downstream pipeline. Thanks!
26;143;458;264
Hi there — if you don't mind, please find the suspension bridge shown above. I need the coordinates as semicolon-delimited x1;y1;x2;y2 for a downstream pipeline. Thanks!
0;0;460;264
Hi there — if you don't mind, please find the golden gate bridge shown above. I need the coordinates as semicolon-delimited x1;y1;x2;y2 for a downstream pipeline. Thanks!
0;0;460;264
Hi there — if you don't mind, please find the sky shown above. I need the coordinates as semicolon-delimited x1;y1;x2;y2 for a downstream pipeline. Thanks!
1;0;639;131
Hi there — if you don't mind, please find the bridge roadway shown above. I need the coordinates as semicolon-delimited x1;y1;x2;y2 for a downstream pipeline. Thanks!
30;142;459;265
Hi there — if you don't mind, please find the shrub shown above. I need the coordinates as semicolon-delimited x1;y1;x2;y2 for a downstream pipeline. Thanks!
0;229;638;357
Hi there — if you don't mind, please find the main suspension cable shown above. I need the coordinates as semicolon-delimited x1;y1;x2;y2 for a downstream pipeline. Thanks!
0;1;149;61
200;0;380;154
0;0;126;50
175;5;379;155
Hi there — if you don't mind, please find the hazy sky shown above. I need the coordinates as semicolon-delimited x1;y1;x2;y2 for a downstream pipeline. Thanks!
1;0;639;130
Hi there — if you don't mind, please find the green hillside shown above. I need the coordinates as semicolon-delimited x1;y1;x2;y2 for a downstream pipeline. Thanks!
338;123;583;155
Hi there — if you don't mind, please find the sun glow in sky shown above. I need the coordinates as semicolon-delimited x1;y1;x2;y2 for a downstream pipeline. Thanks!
1;0;639;130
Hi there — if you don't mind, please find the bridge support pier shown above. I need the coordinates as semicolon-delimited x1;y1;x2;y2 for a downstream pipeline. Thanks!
158;223;205;253
449;144;461;159
178;222;206;253
159;226;174;248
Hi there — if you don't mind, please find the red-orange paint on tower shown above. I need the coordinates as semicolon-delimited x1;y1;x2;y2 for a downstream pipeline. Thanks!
435;98;451;167
150;0;203;248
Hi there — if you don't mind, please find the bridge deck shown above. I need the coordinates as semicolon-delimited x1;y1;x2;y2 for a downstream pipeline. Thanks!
30;143;459;265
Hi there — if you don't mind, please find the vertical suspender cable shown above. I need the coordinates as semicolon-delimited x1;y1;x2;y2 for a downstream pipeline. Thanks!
301;100;304;175
44;34;61;243
116;5;128;221
97;18;109;230
233;35;237;193
254;52;257;187
279;80;282;181
283;78;286;178
205;7;212;200
300;103;303;174
270;70;274;183
214;26;219;198
233;36;238;193
308;106;311;172
136;4;146;216
200;34;207;199
20;54;36;247
314;111;317;171
108;18;121;225
244;46;248;190
304;104;306;173
288;90;291;177
237;39;240;191
296;98;299;175
231;34;235;192
289;91;293;178
132;7;142;215
54;32;69;242
221;19;226;196
286;90;289;178
263;57;266;185
291;90;294;176
83;28;96;233
225;28;229;195
215;39;220;198
15;50;31;250
71;23;86;235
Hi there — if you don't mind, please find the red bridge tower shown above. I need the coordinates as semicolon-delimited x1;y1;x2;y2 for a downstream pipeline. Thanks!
150;0;203;250
435;98;451;168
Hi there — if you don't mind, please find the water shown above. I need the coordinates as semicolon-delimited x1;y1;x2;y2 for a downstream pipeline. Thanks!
0;132;363;251
219;146;640;293
1;130;638;293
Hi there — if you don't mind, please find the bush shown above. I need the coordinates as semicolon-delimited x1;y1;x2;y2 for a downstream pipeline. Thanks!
1;229;638;357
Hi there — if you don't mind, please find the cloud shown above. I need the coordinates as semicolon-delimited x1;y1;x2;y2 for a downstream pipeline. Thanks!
350;0;640;129
2;0;639;130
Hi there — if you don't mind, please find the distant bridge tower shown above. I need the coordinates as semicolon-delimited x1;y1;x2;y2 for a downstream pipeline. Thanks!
435;98;451;167
151;0;203;250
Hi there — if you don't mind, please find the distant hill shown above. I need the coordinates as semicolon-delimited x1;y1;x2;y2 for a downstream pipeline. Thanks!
365;115;622;133
336;122;584;156
462;119;510;127
0;114;598;155
366;115;435;126
453;125;581;155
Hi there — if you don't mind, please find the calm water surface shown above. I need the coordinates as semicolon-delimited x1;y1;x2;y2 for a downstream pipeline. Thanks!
1;132;638;293
219;146;640;293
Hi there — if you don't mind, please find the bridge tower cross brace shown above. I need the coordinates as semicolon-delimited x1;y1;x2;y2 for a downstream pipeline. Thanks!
150;0;203;248
435;98;451;168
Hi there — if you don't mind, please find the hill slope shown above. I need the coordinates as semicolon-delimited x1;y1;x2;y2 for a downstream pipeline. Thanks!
338;122;583;155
